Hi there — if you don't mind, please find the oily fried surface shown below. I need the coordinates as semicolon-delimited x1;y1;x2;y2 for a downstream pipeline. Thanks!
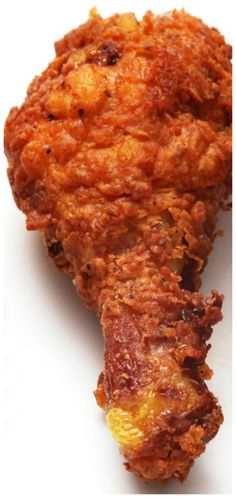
4;9;231;483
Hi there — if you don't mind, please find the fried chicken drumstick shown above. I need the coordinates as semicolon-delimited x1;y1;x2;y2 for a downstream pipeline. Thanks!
4;9;231;483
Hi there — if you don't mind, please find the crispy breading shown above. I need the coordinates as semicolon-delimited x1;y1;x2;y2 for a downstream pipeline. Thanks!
4;9;231;483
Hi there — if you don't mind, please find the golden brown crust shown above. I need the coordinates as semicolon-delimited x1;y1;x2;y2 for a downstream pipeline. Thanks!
4;9;231;484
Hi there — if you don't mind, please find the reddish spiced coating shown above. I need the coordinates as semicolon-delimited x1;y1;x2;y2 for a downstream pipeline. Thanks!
4;9;231;484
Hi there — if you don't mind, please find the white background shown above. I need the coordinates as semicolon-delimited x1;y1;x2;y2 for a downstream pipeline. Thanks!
0;0;233;496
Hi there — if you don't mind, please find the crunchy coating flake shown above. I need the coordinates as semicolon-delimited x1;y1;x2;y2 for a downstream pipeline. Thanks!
4;9;231;484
